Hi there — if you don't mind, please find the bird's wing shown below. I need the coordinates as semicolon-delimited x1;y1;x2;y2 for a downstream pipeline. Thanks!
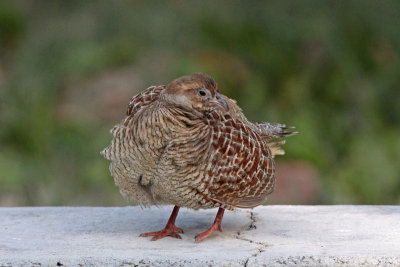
126;85;166;116
199;112;276;209
221;95;297;157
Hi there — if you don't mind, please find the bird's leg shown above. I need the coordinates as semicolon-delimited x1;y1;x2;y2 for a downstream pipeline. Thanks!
195;208;225;242
139;206;184;241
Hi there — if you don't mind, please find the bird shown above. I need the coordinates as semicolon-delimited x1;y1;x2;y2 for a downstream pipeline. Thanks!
101;73;296;242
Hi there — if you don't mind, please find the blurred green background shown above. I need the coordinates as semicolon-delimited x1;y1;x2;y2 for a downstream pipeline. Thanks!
1;0;399;206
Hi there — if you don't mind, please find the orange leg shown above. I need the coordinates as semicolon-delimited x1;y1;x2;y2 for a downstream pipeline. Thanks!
140;206;184;241
195;208;225;242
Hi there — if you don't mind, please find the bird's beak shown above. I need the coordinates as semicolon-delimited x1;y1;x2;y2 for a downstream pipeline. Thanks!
216;93;229;112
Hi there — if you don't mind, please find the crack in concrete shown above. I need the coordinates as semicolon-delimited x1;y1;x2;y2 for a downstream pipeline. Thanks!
235;211;271;267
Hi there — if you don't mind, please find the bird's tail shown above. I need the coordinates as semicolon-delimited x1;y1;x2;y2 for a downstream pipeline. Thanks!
255;122;297;157
269;140;287;157
255;122;297;139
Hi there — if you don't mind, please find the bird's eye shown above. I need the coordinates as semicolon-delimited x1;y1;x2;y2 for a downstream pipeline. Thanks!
198;89;207;97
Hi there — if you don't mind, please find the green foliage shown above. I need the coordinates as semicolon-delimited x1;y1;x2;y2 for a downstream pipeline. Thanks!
1;0;399;205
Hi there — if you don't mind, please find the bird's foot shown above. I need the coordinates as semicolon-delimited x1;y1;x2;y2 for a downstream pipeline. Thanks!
194;221;223;242
195;207;224;242
140;225;184;241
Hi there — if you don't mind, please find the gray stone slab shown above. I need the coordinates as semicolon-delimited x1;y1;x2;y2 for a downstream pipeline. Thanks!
247;206;400;266
0;206;399;266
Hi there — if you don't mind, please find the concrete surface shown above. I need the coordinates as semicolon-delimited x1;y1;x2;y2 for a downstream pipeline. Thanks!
0;206;399;266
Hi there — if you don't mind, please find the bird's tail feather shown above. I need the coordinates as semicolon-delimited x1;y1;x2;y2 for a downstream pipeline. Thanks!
254;122;297;157
269;140;287;157
256;122;298;139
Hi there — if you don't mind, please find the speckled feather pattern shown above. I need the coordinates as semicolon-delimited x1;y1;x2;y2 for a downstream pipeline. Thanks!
101;79;291;210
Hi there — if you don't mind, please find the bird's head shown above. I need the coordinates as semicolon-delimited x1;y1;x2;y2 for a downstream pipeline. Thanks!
163;73;229;114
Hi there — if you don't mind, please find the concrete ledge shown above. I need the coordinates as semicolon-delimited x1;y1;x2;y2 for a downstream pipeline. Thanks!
1;206;399;266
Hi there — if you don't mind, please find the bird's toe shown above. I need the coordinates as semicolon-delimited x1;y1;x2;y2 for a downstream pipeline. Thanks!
174;226;184;233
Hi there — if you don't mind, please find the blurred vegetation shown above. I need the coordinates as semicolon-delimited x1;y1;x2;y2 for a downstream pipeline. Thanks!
1;0;400;206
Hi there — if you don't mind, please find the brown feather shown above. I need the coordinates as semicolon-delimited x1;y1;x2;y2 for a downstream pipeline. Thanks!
101;73;294;210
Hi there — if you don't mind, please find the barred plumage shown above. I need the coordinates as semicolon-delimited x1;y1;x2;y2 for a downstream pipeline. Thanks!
101;73;295;242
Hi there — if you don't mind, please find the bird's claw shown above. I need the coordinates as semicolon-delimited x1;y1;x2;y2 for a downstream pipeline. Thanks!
140;225;184;241
174;226;184;233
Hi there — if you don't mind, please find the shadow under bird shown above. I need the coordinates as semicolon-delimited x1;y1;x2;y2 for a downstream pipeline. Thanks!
101;73;296;242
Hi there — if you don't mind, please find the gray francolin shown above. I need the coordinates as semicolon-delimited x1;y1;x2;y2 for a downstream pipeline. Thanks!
101;73;295;242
